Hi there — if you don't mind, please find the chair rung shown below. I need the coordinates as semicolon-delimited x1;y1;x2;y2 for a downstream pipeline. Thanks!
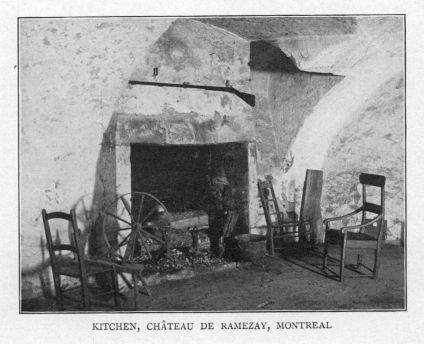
271;224;311;228
345;240;378;249
60;295;117;311
273;243;314;250
273;230;312;236
62;293;82;302
55;261;114;277
91;290;117;298
342;274;374;278
273;235;311;239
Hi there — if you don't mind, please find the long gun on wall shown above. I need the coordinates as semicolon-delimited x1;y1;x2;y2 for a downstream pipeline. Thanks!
128;80;255;107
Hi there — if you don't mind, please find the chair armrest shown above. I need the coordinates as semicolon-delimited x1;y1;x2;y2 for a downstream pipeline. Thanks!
340;214;383;233
323;208;363;225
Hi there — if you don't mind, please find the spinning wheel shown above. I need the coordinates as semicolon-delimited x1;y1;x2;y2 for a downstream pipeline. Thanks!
102;192;170;263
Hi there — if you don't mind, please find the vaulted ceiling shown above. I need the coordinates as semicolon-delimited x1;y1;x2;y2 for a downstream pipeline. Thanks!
197;17;357;41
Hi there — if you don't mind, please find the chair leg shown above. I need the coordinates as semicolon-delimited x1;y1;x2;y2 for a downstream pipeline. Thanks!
339;242;346;282
53;275;64;311
267;227;275;256
132;273;139;310
138;273;151;297
80;276;90;311
112;270;120;309
322;240;328;270
356;254;362;269
373;246;381;279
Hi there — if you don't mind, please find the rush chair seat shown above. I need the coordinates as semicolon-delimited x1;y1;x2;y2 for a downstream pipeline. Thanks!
322;173;386;282
42;209;120;311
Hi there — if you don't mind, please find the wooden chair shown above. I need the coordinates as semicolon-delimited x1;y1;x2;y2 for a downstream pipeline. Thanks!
322;173;386;282
42;209;120;311
258;171;321;255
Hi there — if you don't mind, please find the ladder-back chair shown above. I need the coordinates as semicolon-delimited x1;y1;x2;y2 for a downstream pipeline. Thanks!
42;209;120;311
258;171;321;255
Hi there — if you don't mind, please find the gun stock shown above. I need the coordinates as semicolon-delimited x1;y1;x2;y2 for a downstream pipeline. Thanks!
229;88;256;107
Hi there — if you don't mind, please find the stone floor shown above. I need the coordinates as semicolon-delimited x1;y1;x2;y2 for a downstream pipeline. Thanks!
21;244;405;312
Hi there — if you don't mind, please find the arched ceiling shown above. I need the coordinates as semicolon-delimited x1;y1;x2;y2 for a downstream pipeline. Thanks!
197;17;357;41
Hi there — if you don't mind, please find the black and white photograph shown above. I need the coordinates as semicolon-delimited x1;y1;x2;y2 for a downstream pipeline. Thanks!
3;0;424;342
18;14;405;313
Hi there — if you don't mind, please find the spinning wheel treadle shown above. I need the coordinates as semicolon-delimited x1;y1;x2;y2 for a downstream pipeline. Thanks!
102;192;170;263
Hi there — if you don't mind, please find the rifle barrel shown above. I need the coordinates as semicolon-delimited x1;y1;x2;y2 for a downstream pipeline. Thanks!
128;80;255;107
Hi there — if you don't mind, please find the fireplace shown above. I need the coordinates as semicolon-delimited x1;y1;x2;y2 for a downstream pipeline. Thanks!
130;142;256;235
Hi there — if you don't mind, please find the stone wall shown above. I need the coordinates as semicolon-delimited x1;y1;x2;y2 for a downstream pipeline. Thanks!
20;18;175;298
322;73;405;240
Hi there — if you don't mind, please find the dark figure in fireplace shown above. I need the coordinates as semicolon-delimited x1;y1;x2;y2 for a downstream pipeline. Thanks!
207;167;235;257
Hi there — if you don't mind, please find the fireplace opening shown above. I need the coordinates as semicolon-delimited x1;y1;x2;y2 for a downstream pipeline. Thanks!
130;142;252;235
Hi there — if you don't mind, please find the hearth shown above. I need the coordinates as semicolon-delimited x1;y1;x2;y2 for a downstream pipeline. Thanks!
130;142;255;235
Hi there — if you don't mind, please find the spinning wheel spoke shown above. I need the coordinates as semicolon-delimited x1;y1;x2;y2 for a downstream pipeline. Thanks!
110;251;125;261
140;205;158;225
105;212;132;226
136;230;152;259
116;232;132;248
136;193;145;224
102;192;170;264
124;231;137;260
121;196;135;224
111;240;131;259
139;227;166;245
117;227;132;232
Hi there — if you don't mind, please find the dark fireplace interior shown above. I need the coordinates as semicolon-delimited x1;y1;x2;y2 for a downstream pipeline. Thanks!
130;142;251;235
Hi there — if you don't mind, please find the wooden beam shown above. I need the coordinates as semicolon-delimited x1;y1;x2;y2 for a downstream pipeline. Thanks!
300;169;324;243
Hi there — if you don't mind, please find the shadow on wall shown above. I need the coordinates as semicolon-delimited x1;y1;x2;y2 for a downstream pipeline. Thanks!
21;236;55;301
88;113;119;258
21;114;120;300
249;40;299;73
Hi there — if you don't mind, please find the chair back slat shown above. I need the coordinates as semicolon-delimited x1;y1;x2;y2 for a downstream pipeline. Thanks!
359;173;385;238
363;202;382;214
257;179;283;221
359;173;386;187
44;211;72;221
52;244;79;253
